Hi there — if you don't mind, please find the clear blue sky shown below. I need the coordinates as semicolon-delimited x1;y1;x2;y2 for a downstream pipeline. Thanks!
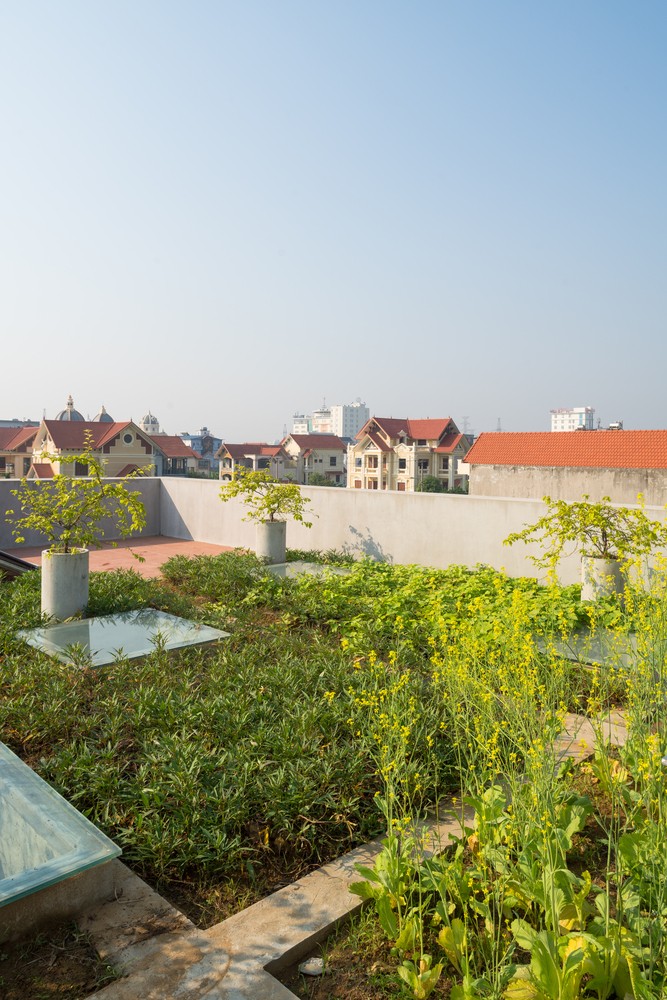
1;1;665;439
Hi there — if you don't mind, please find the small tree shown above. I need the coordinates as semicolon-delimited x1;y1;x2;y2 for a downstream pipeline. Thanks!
415;475;445;493
6;435;148;554
504;494;667;576
308;472;339;487
219;468;313;525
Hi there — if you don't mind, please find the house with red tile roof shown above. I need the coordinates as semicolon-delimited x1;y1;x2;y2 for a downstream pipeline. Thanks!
281;434;347;486
30;420;158;478
216;443;289;481
463;430;667;504
0;425;38;478
152;435;201;477
347;417;472;492
28;420;201;479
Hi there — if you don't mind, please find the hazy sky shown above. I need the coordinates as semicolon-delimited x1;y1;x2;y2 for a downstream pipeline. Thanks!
1;2;665;440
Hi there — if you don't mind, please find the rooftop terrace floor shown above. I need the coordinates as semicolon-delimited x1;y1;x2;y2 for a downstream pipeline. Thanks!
6;537;234;580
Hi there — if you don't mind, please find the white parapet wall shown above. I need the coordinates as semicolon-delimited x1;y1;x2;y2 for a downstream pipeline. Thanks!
160;479;667;586
0;478;162;551
3;477;666;587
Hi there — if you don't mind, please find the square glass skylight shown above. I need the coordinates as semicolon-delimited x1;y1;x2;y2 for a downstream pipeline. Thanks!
0;742;121;905
18;609;229;668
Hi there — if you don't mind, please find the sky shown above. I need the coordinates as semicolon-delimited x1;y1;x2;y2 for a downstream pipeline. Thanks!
1;2;665;441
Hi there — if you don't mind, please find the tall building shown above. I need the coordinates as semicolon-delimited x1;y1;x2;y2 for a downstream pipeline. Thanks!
292;400;369;440
330;401;369;439
550;406;595;432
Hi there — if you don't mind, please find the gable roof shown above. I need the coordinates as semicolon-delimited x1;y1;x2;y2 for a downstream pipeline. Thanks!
217;443;284;460
150;435;199;460
284;434;347;451
0;426;38;451
29;463;55;479
357;417;455;442
464;431;667;470
434;432;466;454
42;420;131;450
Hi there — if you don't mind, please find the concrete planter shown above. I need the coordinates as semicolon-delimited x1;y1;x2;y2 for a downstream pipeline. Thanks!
255;521;287;564
41;549;90;620
581;556;624;602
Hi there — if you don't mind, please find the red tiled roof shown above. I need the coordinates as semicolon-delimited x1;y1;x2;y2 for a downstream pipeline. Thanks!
407;419;453;440
364;431;392;452
0;426;38;451
30;463;55;478
151;435;199;460
464;431;667;470
218;442;282;459
115;464;141;477
43;420;132;450
358;417;454;442
434;433;466;454
286;434;347;451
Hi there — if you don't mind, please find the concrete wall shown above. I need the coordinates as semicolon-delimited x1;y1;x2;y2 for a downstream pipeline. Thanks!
161;478;632;585
470;464;667;506
5;476;666;587
0;478;162;550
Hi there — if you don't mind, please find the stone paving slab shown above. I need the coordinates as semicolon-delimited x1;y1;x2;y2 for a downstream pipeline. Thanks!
84;803;471;999
555;710;628;763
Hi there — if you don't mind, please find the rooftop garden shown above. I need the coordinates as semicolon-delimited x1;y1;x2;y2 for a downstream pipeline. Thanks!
1;546;666;998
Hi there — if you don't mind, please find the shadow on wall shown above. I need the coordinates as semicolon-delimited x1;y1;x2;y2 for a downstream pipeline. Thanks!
344;525;392;563
159;488;194;541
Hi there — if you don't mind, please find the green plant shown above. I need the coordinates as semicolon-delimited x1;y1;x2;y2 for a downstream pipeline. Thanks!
504;494;667;572
415;476;446;494
219;468;313;525
307;471;340;487
6;434;147;554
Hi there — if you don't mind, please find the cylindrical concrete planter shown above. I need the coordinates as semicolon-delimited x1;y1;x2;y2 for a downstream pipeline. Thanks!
41;549;90;620
255;521;287;564
581;556;624;602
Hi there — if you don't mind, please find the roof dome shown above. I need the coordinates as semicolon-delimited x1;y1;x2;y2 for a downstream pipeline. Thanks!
92;405;114;423
55;394;85;421
140;411;160;434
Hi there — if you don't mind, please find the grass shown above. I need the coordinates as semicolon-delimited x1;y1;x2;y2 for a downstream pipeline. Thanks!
2;549;665;998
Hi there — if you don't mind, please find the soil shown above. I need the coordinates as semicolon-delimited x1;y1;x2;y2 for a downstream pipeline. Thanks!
0;922;117;1000
275;914;454;999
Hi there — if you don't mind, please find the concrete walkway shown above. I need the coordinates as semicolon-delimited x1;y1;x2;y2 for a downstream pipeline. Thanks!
6;537;235;580
77;710;629;999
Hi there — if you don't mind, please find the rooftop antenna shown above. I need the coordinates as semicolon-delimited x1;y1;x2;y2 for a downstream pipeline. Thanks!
461;415;470;434
496;417;503;432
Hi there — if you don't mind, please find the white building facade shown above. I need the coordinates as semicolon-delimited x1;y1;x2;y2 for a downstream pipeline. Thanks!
550;407;595;432
293;401;370;439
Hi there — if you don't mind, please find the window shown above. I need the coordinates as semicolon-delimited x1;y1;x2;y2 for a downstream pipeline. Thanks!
355;457;362;467
329;456;337;467
398;458;406;471
74;461;88;476
0;458;5;471
440;457;449;471
398;481;406;491
366;456;378;469
354;479;362;488
417;459;429;472
417;439;427;446
123;433;133;444
258;459;269;469
369;479;378;490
